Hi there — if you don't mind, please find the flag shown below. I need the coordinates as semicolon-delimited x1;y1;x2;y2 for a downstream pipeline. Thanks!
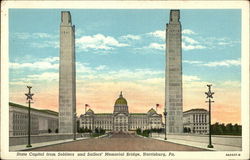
85;104;90;113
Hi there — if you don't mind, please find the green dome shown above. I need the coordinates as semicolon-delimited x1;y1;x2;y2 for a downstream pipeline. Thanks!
115;91;127;105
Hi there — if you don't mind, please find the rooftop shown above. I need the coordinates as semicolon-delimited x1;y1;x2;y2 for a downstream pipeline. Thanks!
9;102;58;116
183;108;208;113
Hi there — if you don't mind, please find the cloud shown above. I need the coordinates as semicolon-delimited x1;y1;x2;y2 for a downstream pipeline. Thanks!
76;34;128;51
199;37;240;49
10;61;58;70
181;34;206;50
27;72;58;81
14;32;57;40
183;59;241;67
182;29;196;35
31;41;59;48
43;57;59;62
95;65;107;71
218;80;240;88
202;59;241;67
76;62;94;74
120;34;141;40
182;42;206;50
147;29;206;51
13;32;59;49
147;30;165;40
94;69;164;81
183;75;201;82
75;28;85;37
148;43;165;50
182;36;199;44
140;78;164;85
183;60;203;64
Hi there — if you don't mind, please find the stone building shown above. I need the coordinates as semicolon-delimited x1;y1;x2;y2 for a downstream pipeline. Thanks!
79;92;162;132
165;9;183;133
183;108;209;134
9;102;58;137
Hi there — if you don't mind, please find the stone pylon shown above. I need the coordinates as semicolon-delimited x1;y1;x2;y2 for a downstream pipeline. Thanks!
165;10;183;133
59;11;76;134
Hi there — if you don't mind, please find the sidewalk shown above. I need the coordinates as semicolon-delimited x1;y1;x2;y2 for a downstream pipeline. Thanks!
152;137;242;151
10;133;110;151
9;137;89;151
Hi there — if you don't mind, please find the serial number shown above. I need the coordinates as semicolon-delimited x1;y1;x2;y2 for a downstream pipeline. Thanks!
225;153;240;156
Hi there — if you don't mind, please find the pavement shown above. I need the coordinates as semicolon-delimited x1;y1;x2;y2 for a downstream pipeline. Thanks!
151;135;241;151
10;133;240;151
10;134;108;151
23;133;207;151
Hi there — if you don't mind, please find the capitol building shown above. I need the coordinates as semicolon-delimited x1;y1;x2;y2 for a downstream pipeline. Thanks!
79;92;163;132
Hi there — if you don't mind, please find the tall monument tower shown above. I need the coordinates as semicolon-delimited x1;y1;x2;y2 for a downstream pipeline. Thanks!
165;10;183;133
59;11;76;133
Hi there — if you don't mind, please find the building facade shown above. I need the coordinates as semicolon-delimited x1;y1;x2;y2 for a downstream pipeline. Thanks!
165;9;183;133
59;11;76;134
183;108;209;134
80;92;162;132
9;102;58;137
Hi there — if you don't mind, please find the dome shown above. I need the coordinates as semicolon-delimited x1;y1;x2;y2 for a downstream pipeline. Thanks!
114;91;127;105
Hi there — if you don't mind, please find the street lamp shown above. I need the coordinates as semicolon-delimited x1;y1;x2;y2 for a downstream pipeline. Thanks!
163;110;167;140
73;112;77;140
25;86;34;148
205;84;214;148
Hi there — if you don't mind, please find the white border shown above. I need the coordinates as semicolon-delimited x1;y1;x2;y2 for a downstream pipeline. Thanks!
1;1;249;159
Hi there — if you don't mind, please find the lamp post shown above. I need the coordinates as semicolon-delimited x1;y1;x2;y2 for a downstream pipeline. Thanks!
205;84;214;148
73;112;77;140
163;110;167;140
25;86;34;148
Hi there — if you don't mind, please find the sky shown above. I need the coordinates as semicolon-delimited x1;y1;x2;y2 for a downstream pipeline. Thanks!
9;9;241;124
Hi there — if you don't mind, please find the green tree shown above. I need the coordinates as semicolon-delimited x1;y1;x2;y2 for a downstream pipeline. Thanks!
221;123;226;134
95;128;99;134
226;123;233;135
76;120;80;132
136;128;141;134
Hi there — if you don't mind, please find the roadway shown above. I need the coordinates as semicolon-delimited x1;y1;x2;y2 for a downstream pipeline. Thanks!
28;132;207;151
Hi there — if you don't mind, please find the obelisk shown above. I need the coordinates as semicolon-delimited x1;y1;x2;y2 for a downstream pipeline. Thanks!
165;10;183;133
59;11;76;134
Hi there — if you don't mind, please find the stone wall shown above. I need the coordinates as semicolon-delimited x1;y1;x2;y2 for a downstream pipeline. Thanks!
9;133;87;146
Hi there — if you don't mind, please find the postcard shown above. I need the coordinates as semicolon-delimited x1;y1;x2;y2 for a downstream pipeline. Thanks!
1;0;249;159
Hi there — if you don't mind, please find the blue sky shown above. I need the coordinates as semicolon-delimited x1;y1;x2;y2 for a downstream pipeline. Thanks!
9;9;241;82
9;9;241;123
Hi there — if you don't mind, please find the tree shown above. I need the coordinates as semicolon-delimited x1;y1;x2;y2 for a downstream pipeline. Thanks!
76;120;80;132
55;128;58;133
48;128;52;133
221;123;226;134
95;128;99;134
100;128;105;134
136;128;141;134
226;123;233;135
211;122;242;135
